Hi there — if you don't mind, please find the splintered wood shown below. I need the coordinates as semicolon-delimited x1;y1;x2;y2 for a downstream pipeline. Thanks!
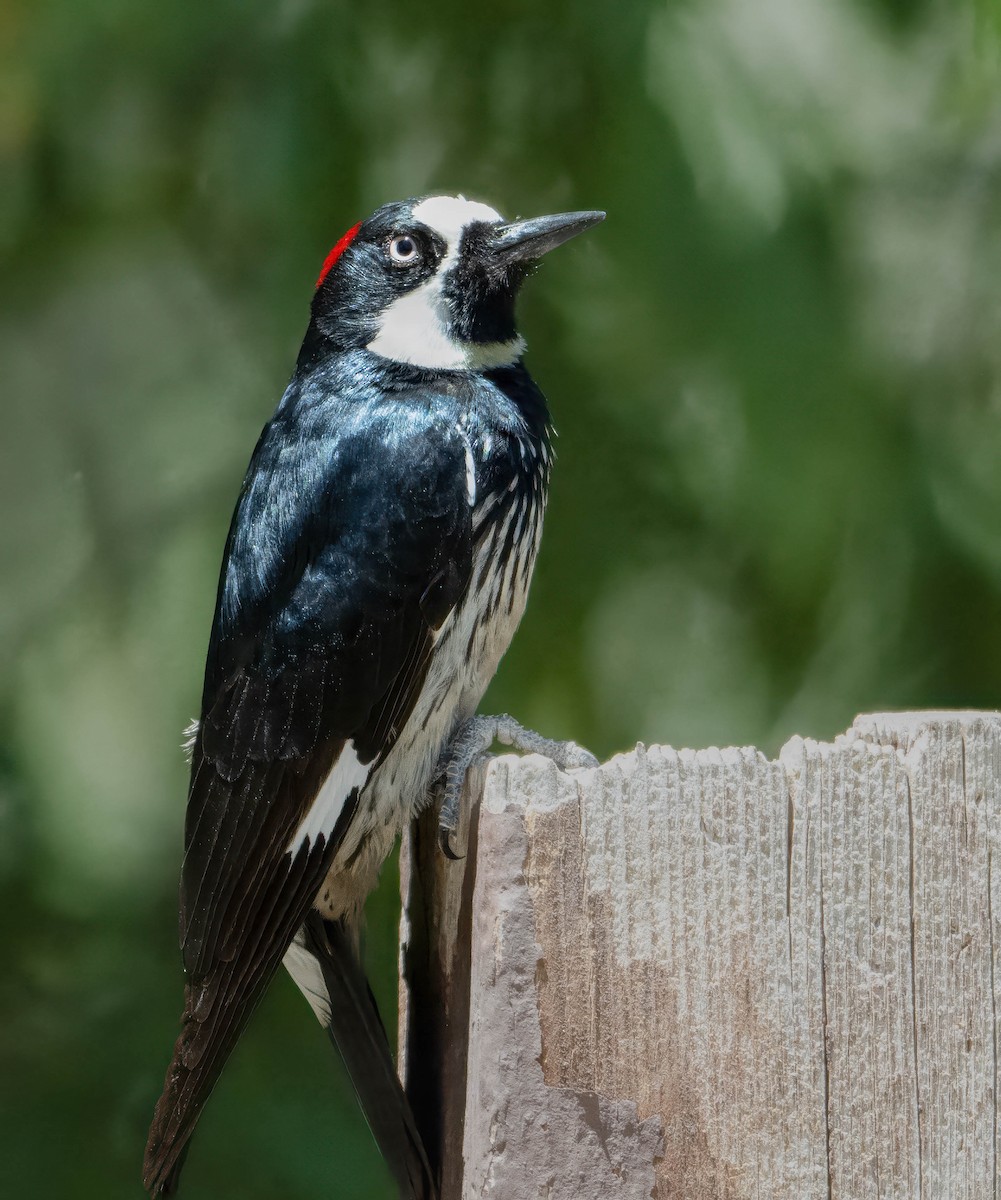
399;712;1001;1199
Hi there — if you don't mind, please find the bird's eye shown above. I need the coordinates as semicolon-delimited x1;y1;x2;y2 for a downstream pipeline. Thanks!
388;234;420;265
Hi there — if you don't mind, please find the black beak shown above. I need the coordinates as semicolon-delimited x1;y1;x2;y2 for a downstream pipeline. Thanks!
491;210;606;265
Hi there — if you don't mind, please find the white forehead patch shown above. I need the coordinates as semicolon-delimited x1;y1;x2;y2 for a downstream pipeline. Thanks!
411;195;503;245
366;193;524;371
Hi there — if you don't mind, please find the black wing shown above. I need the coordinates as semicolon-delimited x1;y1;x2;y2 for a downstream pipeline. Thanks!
144;388;473;1195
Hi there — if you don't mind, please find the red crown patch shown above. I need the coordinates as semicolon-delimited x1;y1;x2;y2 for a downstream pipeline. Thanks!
315;222;362;289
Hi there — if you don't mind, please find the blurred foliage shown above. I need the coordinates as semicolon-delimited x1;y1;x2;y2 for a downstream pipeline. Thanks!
2;0;1001;1195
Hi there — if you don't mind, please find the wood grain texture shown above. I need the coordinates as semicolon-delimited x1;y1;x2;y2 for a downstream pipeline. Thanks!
399;761;488;1197
399;712;1001;1199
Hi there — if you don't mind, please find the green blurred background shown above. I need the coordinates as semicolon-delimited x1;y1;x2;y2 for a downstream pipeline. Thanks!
3;0;1001;1195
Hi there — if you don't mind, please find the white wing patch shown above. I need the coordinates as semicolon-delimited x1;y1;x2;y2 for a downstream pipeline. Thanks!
366;193;525;371
283;930;331;1026
287;741;370;855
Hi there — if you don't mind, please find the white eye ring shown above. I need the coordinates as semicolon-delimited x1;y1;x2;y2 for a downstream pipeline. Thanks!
388;234;420;264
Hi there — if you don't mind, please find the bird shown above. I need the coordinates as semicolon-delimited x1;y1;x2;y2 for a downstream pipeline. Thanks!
142;193;605;1198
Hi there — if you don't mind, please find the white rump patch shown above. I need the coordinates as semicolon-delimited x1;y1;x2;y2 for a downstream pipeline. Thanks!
366;193;525;371
283;930;331;1026
287;741;370;854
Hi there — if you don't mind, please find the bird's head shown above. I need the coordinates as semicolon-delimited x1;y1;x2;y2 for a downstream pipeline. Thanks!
308;194;605;371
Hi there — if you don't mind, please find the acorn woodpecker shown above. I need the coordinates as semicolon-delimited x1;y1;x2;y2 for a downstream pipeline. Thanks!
143;194;604;1198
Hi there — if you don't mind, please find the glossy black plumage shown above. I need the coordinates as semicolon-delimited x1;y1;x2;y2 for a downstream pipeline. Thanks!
144;195;602;1198
185;352;550;964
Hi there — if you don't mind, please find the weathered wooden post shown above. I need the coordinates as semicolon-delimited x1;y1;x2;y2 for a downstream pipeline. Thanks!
399;711;1001;1198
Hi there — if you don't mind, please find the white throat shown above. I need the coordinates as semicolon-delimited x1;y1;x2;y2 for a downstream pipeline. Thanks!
366;194;525;371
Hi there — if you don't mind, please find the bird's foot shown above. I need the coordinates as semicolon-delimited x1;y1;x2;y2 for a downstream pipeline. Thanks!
432;714;599;859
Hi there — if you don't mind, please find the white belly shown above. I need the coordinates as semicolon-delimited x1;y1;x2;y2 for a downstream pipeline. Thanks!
313;488;544;921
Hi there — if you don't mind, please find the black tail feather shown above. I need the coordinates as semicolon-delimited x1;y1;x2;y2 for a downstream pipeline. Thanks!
302;912;438;1200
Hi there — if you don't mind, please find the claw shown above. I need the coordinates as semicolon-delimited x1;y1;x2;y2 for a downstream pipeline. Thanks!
431;714;600;861
438;825;464;860
558;744;600;770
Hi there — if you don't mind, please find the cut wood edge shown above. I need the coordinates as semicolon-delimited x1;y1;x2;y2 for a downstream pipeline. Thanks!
401;711;1001;1199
